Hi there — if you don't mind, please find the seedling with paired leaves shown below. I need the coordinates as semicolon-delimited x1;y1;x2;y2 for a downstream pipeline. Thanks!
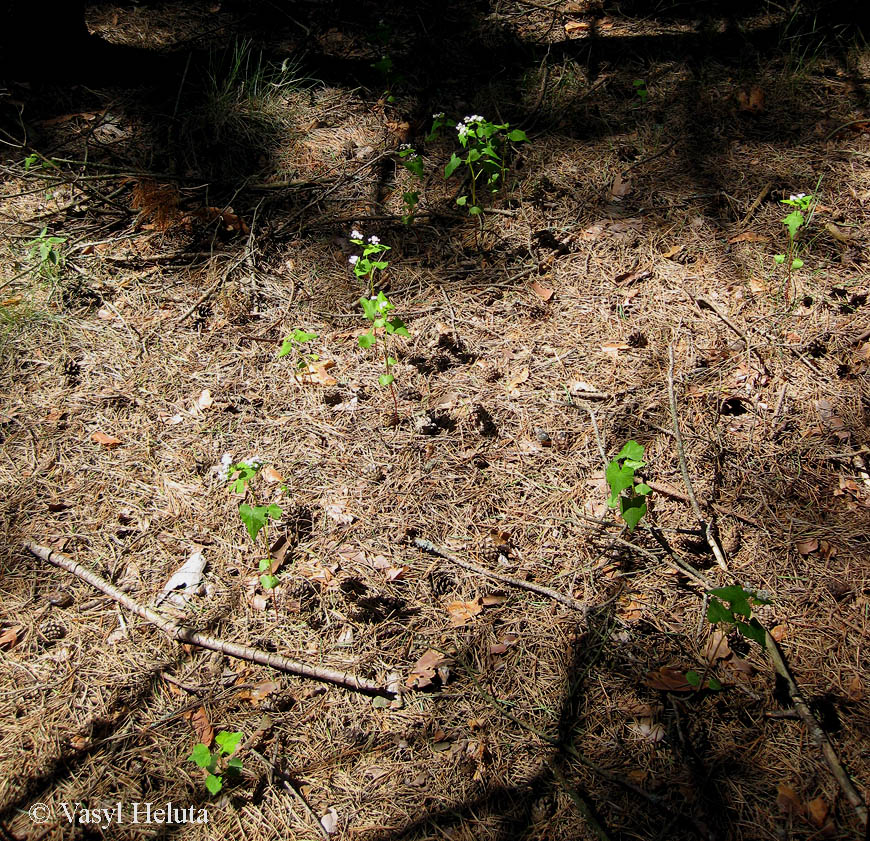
605;440;653;532
359;291;409;420
633;78;648;105
188;730;243;795
349;230;391;296
277;328;318;370
25;227;66;278
773;191;816;294
429;114;527;216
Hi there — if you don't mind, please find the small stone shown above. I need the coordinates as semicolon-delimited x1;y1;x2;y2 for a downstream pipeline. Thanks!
535;428;552;446
47;590;73;607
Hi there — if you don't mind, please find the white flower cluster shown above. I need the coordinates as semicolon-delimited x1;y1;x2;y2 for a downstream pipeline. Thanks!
349;255;359;265
463;114;484;123
432;112;445;119
216;452;233;481
456;123;468;137
368;235;380;244
399;143;411;150
789;193;807;201
350;228;362;240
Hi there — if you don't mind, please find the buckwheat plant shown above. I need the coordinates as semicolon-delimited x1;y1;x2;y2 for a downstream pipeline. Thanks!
605;440;653;532
396;144;423;224
429;113;527;216
349;229;391;296
277;328;319;370
774;191;815;296
188;730;243;796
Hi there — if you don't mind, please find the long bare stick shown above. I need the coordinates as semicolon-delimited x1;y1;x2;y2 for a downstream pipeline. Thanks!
667;347;729;571
413;537;588;615
24;543;391;696
764;631;868;827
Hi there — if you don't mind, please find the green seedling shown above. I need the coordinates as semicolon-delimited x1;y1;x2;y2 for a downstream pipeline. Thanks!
25;227;66;278
220;456;263;494
773;191;815;295
401;190;419;225
258;557;280;591
430;114;527;216
605;440;653;532
706;584;771;648
239;502;282;544
277;328;319;370
188;730;243;796
633;78;648;105
349;230;391;296
359;291;409;421
685;670;723;692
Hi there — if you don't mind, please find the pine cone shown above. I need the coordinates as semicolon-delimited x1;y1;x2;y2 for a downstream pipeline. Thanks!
37;617;66;645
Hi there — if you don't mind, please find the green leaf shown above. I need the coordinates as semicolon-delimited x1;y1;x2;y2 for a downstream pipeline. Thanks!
620;496;647;532
360;297;378;320
634;483;653;496
773;254;785;264
215;731;243;756
605;460;634;506
791;258;804;270
372;695;391;708
387;356;397;366
239;504;267;543
379;373;395;387
388;318;409;336
737;618;767;647
205;774;223;795
507;129;527;142
277;338;294;358
468;206;483;216
707;676;723;691
358;332;377;349
709;585;752;618
258;558;272;572
706;597;732;625
225;757;243;773
617;440;645;464
685;670;701;687
444;153;462;178
456;195;468;206
188;743;212;768
266;503;282;519
402;157;424;177
292;329;317;343
782;210;804;239
260;574;279;590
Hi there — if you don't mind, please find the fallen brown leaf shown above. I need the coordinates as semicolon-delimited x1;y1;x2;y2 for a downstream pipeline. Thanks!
261;465;283;484
506;367;529;395
296;360;337;386
661;243;685;259
610;172;632;199
564;19;592;37
796;538;819;555
704;629;732;662
406;648;452;689
90;430;122;448
807;796;829;828
530;280;554;301
187;706;214;746
644;667;695;693
729;231;770;244
776;783;803;816
0;626;21;650
446;598;483;627
737;86;765;113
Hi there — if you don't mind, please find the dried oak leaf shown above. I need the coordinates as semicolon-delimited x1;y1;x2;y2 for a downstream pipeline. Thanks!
446;598;483;627
0;626;22;650
776;783;804;816
186;706;214;747
90;430;122;448
406;648;453;690
530;280;554;301
644;667;695;693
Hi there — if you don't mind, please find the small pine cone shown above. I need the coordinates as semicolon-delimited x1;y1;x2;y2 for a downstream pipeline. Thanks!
470;405;497;437
260;687;296;713
37;617;66;645
284;577;316;605
480;363;502;383
283;506;313;544
362;463;385;483
479;535;510;566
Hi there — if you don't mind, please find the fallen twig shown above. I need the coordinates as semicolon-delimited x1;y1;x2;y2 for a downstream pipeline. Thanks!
764;631;868;828
667;346;729;571
413;537;588;615
737;181;772;228
24;542;392;696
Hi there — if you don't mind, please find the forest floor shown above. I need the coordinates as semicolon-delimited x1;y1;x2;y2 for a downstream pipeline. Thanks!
0;2;868;840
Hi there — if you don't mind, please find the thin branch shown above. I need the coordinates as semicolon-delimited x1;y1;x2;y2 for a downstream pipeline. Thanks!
413;537;588;615
764;631;868;827
667;346;729;571
24;542;392;696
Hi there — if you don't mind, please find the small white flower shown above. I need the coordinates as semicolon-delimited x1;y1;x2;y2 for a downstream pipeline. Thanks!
220;453;233;465
457;124;468;137
350;229;362;240
349;255;359;265
399;143;411;150
789;193;806;201
368;235;380;244
432;112;444;119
